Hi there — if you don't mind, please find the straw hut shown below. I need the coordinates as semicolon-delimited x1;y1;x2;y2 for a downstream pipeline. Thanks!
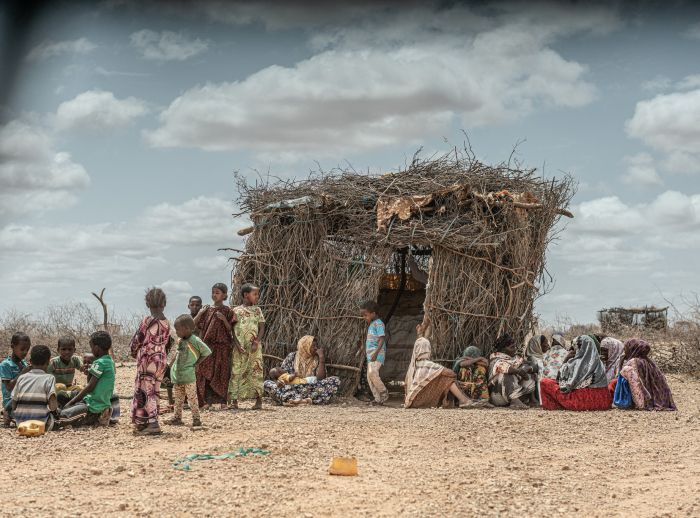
230;150;574;394
598;306;668;333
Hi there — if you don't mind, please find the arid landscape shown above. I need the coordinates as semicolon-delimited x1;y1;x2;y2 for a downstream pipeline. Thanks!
1;364;698;517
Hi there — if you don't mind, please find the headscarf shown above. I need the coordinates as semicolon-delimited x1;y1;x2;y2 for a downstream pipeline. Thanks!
551;333;566;348
558;335;607;393
623;339;676;411
452;345;482;373
405;338;447;407
600;337;624;382
525;335;547;361
293;335;318;377
587;334;602;355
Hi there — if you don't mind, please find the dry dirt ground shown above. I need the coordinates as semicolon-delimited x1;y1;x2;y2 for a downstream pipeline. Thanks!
1;364;699;517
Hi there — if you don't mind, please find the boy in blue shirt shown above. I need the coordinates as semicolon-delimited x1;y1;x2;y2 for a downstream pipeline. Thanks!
1;332;32;427
360;300;388;405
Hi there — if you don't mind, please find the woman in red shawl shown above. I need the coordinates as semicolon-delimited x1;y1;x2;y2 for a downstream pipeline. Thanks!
194;283;236;410
619;339;676;411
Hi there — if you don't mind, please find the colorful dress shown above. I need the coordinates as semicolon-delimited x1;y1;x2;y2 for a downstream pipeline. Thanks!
196;305;236;405
263;336;341;405
229;305;265;400
541;344;568;379
452;346;489;401
130;316;170;427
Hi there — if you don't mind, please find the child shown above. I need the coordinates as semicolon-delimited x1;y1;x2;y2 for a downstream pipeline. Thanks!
130;287;171;435
165;314;211;429
58;331;115;428
11;345;58;430
360;300;388;405
268;367;317;385
230;283;266;410
194;283;236;410
188;296;203;320
48;336;83;400
1;332;32;426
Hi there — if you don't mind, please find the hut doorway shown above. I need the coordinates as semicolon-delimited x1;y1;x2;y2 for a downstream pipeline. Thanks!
377;249;430;381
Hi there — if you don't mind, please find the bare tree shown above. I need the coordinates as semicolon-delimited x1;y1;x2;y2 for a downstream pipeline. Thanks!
91;288;108;330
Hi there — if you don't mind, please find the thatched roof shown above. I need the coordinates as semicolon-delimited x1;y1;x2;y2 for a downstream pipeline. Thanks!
235;150;573;250
231;149;574;394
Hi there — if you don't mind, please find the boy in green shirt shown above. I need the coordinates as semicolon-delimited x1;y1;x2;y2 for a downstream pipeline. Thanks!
166;314;211;429
58;331;115;428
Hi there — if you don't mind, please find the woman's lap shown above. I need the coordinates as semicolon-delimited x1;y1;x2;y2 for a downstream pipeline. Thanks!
540;378;611;411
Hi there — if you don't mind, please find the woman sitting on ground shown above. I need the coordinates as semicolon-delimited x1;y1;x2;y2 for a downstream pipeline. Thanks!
525;333;549;372
600;336;624;383
452;346;490;403
619;339;676;411
488;333;536;409
541;333;568;380
405;338;484;409
263;335;340;405
540;335;611;411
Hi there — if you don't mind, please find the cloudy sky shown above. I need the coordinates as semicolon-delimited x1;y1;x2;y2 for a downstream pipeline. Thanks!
1;1;699;324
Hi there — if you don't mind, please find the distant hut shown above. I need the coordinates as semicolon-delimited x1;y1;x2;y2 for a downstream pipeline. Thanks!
230;150;574;394
598;306;669;333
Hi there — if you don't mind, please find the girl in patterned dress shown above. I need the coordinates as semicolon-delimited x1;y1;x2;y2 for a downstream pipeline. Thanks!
130;287;171;435
230;283;265;410
194;283;236;410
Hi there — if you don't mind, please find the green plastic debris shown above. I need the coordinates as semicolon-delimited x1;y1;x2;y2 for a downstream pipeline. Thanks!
173;447;270;471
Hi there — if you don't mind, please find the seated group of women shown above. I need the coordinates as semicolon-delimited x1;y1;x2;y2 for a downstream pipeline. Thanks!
404;331;676;412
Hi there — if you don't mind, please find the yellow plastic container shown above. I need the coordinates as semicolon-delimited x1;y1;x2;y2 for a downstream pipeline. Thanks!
328;457;358;476
17;420;46;437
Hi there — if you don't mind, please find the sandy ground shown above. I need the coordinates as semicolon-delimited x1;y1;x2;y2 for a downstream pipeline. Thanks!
1;365;699;518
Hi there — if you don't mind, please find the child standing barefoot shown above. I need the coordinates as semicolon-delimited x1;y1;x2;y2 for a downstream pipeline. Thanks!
194;283;235;410
130;287;171;435
229;283;265;410
166;315;211;429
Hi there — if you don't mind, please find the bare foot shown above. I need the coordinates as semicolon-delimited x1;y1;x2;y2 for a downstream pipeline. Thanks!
252;398;263;410
219;403;227;411
228;401;239;410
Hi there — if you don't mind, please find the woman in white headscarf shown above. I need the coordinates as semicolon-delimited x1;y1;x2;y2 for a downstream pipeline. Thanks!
600;336;624;382
404;338;484;409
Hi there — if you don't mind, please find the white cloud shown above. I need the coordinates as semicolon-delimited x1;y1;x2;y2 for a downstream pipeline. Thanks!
554;190;700;278
130;30;208;61
0;195;242;308
0;120;89;222
622;153;662;186
26;37;96;61
641;75;672;92
160;280;193;294
146;5;608;155
676;74;700;90
54;90;149;131
193;255;231;272
626;89;700;176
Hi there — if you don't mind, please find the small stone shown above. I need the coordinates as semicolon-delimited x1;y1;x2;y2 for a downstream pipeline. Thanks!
90;468;103;475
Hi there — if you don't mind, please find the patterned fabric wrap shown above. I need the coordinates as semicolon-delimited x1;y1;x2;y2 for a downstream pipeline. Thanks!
558;335;607;393
229;305;266;400
130;316;169;426
620;339;676;411
600;337;624;382
196;305;235;405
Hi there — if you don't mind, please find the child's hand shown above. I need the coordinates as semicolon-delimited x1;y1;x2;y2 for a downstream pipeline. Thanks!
215;312;228;323
197;306;210;317
251;339;259;353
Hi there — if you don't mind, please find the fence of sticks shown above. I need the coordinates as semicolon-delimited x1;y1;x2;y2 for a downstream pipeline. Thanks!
229;149;575;395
